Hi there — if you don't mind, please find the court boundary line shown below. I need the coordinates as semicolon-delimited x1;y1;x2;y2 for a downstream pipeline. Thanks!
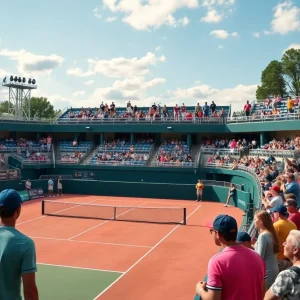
68;201;149;240
30;236;152;248
17;198;101;226
93;204;202;300
37;262;125;274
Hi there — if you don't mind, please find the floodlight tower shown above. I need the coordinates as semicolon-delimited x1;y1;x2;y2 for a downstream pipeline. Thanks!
2;75;37;120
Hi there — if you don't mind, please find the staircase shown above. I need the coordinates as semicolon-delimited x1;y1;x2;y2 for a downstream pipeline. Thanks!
147;145;160;166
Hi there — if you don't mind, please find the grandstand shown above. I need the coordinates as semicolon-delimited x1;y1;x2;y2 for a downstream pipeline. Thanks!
1;101;300;300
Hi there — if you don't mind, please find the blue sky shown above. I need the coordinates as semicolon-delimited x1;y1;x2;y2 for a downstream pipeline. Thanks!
0;0;299;113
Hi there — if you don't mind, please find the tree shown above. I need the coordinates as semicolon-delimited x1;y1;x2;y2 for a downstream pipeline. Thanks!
281;48;300;97
30;97;61;119
0;101;9;114
255;60;286;100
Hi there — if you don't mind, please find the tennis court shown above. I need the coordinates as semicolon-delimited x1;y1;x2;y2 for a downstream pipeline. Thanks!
17;195;243;300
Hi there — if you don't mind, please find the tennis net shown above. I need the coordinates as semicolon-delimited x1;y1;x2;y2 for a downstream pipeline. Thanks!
41;200;187;225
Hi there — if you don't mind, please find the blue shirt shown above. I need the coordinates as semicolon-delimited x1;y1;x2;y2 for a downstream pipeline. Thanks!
0;226;37;300
285;181;300;206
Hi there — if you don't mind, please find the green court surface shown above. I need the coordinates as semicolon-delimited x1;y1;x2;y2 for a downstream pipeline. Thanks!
22;264;122;300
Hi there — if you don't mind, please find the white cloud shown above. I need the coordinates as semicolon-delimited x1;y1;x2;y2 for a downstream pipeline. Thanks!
67;52;166;78
201;9;223;23
0;49;64;76
210;30;238;39
84;80;95;85
252;32;260;38
155;46;161;52
283;43;300;53
168;82;257;113
106;17;117;22
0;69;8;78
271;1;300;35
73;90;85;97
93;8;102;19
264;30;272;35
202;0;236;8
217;45;224;49
102;0;197;30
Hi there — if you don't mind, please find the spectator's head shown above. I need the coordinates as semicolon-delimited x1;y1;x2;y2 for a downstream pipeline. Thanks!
270;185;280;196
286;173;295;183
0;189;23;224
283;230;300;262
237;231;252;249
272;204;289;221
207;214;238;246
285;199;298;214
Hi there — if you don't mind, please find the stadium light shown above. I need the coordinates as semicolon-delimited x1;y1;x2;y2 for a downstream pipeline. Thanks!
32;79;36;85
10;75;13;81
3;77;6;83
28;78;31;84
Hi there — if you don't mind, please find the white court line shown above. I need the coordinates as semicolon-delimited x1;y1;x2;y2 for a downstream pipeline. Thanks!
17;198;101;226
29;236;152;248
93;204;202;300
68;201;149;240
37;262;124;274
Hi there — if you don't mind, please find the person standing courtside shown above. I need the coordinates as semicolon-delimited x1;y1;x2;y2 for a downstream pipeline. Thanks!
196;180;204;202
0;189;39;300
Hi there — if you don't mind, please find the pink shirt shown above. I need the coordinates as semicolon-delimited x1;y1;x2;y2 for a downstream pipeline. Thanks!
207;245;266;300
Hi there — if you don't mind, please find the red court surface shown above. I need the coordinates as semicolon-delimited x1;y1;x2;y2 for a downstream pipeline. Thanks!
19;195;244;300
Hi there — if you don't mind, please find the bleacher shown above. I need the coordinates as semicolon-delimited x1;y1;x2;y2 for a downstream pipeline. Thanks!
57;141;93;164
154;141;194;167
58;105;231;120
88;141;153;166
252;97;299;115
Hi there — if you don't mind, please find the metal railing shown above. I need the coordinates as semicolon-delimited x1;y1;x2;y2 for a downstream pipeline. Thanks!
0;146;49;153
151;161;195;168
0;168;21;180
249;148;298;158
201;147;241;156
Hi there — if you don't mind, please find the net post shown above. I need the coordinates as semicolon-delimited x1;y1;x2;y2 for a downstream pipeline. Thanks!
114;206;116;220
41;201;45;215
183;208;187;225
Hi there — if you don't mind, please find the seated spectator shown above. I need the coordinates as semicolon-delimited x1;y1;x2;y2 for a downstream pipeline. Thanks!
285;199;300;229
236;231;254;250
262;185;284;212
264;230;300;300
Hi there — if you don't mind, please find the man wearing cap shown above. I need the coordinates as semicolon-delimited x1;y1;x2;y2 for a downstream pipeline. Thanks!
286;199;300;230
237;231;254;250
262;185;283;212
196;214;267;300
0;189;39;300
272;204;297;272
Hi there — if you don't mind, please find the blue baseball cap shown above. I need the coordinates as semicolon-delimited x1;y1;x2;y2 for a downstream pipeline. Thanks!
0;189;23;212
207;214;237;234
237;231;251;243
272;204;289;217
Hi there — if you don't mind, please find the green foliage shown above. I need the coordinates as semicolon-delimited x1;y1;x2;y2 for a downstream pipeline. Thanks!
255;60;286;99
0;101;9;114
281;48;300;96
30;97;60;119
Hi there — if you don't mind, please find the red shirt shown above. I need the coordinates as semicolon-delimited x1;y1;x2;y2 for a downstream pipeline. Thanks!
288;212;300;230
174;107;179;113
244;104;251;111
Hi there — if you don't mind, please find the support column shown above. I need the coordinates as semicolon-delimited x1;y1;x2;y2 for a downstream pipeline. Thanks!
260;132;265;147
130;133;134;145
187;133;192;149
100;133;104;145
36;133;40;140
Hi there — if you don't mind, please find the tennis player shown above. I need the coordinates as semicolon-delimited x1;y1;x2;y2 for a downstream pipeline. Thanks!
0;189;39;300
195;180;204;202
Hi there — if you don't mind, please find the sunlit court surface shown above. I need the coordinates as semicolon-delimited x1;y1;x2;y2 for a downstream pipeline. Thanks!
18;194;243;300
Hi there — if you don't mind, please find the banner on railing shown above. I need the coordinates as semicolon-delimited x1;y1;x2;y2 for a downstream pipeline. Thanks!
18;190;30;202
28;188;45;200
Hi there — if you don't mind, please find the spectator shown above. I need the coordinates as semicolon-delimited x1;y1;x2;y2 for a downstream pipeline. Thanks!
236;231;254;250
195;214;267;300
282;174;300;208
254;210;280;288
244;100;251;117
0;189;39;300
262;185;284;212
286;199;300;229
272;205;297;271
264;230;300;300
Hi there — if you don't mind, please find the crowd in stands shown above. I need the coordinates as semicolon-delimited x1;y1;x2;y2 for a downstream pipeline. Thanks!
0;137;49;151
62;101;228;121
156;139;193;165
202;135;300;299
89;139;153;166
